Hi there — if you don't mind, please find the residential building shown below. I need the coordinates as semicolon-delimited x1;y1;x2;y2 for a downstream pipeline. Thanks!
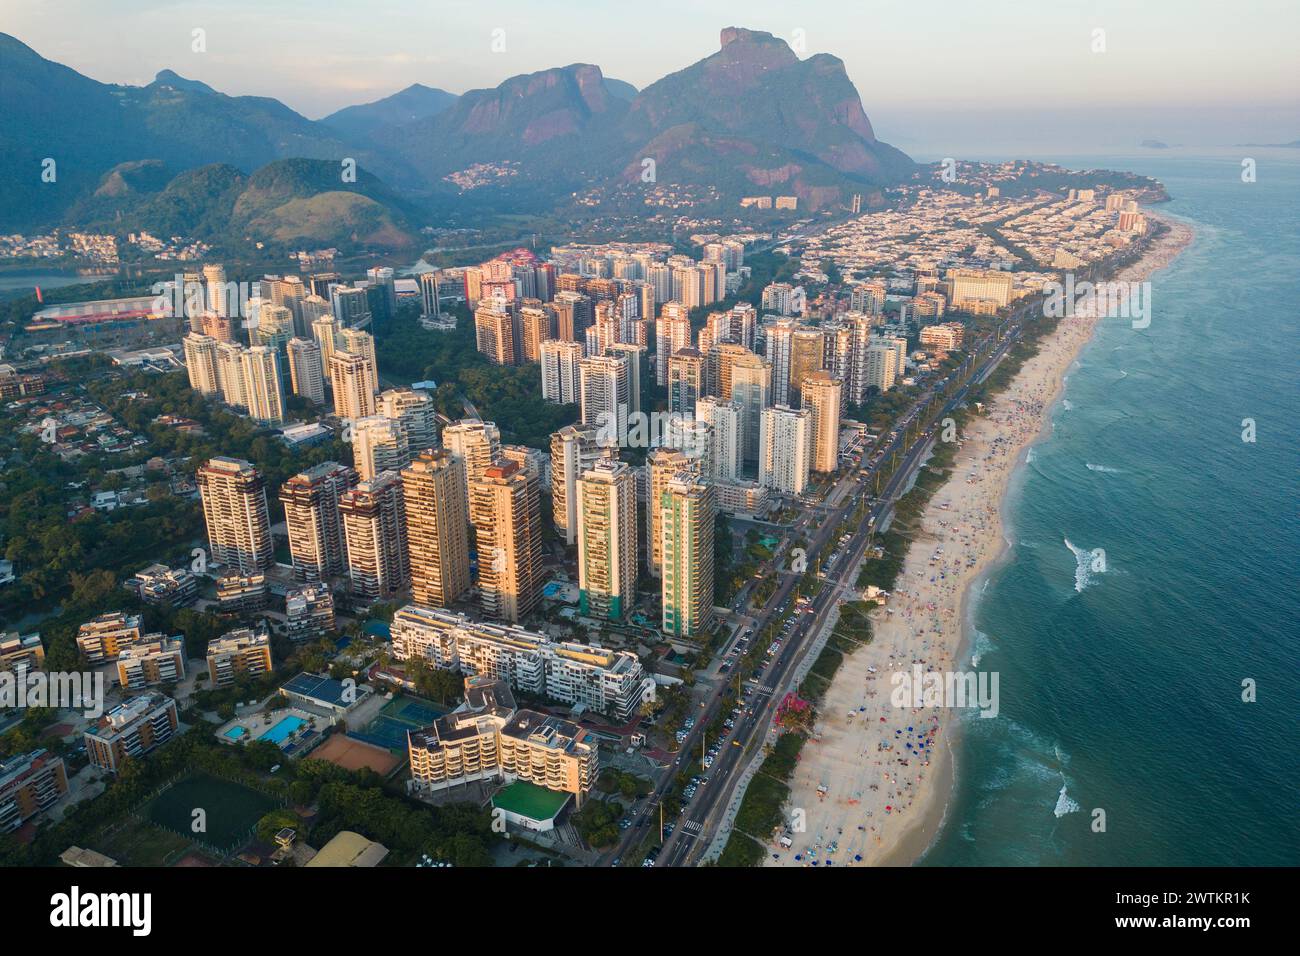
576;461;637;621
206;628;273;688
469;460;543;624
390;607;650;720
660;473;715;638
339;471;409;601
85;693;178;773
196;457;273;574
401;450;471;609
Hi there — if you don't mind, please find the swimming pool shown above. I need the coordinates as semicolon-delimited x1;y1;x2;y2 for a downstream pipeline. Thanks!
258;715;307;745
224;726;248;741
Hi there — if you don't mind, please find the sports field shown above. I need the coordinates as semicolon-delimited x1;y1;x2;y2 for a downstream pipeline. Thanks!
349;694;445;752
145;772;277;852
308;733;402;775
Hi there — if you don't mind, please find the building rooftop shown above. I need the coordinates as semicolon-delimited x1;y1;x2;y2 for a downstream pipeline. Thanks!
491;780;570;822
304;830;388;868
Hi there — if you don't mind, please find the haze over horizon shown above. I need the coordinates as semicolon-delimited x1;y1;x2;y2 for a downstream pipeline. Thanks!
2;0;1296;155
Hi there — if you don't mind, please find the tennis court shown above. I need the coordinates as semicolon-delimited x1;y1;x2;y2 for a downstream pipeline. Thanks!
348;694;446;753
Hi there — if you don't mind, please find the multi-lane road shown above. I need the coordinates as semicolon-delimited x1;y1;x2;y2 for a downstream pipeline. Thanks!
603;305;1028;868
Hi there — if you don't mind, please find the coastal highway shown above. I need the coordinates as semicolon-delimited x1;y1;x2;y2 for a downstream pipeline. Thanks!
650;305;1031;868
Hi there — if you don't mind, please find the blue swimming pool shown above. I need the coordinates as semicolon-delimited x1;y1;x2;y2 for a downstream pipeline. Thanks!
258;715;306;745
224;726;248;741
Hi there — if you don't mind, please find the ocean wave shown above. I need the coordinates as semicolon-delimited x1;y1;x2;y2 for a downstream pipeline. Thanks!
1085;463;1122;474
1053;781;1082;818
969;628;996;668
1116;369;1128;379
1064;537;1106;592
1061;399;1074;411
1026;448;1036;463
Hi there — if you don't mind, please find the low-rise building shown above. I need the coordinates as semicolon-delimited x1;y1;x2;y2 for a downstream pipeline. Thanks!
115;635;186;689
408;678;597;807
85;693;178;773
206;629;273;688
75;611;143;666
0;749;69;832
215;572;268;614
0;632;44;675
284;586;335;642
390;605;650;721
124;564;198;607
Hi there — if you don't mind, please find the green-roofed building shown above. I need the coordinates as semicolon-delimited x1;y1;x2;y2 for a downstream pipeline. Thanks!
491;781;571;832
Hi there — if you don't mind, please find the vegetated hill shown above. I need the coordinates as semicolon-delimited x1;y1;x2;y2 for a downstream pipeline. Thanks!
320;83;459;138
67;159;417;252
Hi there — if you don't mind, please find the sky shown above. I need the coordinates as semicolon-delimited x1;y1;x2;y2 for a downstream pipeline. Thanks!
3;0;1297;154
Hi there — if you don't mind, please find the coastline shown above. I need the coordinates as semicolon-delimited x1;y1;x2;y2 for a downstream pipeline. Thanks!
765;211;1194;868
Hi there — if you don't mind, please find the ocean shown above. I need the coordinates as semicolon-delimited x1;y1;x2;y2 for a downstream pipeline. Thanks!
921;149;1300;866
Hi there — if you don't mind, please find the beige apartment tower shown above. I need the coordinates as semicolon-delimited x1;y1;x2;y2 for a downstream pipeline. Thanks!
196;457;273;574
801;372;843;474
402;450;472;609
470;460;543;624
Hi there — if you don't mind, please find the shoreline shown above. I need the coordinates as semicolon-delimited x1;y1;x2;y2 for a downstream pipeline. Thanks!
765;212;1194;869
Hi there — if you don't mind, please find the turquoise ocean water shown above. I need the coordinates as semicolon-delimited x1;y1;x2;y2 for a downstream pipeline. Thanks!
921;150;1300;866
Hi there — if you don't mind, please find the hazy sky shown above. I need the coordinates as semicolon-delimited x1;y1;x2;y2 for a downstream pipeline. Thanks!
4;0;1297;152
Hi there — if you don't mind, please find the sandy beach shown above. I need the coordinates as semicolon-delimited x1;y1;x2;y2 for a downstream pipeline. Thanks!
765;212;1194;868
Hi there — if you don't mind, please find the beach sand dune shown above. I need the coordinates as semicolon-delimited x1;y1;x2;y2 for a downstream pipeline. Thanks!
764;214;1193;868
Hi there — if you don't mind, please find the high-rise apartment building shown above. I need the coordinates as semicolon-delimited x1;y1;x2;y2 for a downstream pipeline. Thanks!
329;350;377;420
470;460;543;624
281;461;358;581
442;419;501;487
695;397;743;480
759;406;812;495
196;457;273;574
579;354;630;440
646;448;699;577
183;333;221;396
286;337;325;405
401;450;471;609
339;471;410;601
240;345;284;425
540;339;584;405
801;372;843;474
351;415;410;481
660;473;715;638
576;461;637;621
378;387;438;453
550;424;618;546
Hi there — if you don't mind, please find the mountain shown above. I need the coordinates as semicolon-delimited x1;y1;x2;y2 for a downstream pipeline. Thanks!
1;26;911;229
0;32;394;229
602;77;638;102
320;83;459;138
380;28;911;211
376;63;632;207
616;27;913;204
